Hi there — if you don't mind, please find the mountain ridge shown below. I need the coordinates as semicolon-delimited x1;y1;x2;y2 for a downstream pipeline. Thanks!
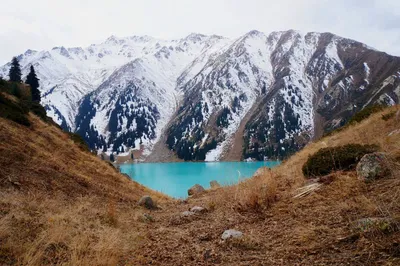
1;30;399;161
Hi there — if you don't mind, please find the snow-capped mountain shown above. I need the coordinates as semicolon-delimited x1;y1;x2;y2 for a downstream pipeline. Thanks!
1;30;399;161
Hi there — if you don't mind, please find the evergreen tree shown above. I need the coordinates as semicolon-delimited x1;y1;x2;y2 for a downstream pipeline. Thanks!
9;57;22;83
26;65;40;102
109;153;115;162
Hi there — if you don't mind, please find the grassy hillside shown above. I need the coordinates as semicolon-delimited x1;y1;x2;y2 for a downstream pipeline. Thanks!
0;80;399;265
0;82;169;265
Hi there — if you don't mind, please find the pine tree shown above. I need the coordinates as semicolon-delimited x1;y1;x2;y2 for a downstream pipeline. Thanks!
26;65;40;102
109;153;115;162
9;57;22;83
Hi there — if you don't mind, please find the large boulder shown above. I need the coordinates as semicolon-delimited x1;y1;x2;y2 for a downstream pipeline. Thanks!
188;184;205;196
137;195;156;209
356;152;390;182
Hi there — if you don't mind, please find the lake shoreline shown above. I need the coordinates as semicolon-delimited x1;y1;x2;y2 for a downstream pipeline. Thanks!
119;161;280;198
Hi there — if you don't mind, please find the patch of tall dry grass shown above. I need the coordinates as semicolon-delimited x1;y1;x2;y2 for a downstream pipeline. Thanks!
0;114;169;265
209;167;278;213
0;192;147;265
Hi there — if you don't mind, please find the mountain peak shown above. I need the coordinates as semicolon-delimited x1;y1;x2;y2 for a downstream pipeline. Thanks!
246;30;263;36
183;33;208;42
24;49;38;56
104;35;121;44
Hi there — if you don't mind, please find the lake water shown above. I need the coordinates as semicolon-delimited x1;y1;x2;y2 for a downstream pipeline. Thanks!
120;161;280;198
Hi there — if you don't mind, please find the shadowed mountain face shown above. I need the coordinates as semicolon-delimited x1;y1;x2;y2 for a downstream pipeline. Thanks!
2;30;400;160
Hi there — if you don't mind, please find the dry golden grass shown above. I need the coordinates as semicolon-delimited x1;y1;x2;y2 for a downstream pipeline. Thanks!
271;105;400;193
210;167;278;213
0;105;399;265
209;105;399;214
0;115;169;265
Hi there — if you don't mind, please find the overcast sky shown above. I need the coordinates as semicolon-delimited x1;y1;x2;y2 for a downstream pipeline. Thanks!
1;0;400;64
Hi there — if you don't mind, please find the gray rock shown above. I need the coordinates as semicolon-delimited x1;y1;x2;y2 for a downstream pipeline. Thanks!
181;211;195;217
121;173;131;180
188;184;205;196
210;180;221;188
140;213;155;223
137;195;156;209
356;152;390;181
190;206;206;213
221;229;243;240
253;167;269;177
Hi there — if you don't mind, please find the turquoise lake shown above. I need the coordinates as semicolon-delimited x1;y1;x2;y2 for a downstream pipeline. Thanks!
119;161;280;198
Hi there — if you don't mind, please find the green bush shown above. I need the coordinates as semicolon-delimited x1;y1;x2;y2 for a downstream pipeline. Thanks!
302;144;378;178
323;105;386;138
0;93;31;126
11;83;22;98
68;132;90;152
0;82;30;101
347;104;385;125
0;80;48;126
30;102;48;121
381;111;396;121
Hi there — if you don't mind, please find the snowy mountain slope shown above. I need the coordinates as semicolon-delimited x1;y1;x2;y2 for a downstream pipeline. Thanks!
1;35;210;130
166;30;400;161
1;30;399;161
166;30;276;160
74;34;230;154
242;32;400;160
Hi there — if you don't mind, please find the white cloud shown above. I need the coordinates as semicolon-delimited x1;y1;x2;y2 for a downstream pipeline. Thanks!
0;0;399;63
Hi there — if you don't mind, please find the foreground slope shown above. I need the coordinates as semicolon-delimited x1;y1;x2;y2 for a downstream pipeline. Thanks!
0;84;399;264
0;94;169;264
132;106;400;265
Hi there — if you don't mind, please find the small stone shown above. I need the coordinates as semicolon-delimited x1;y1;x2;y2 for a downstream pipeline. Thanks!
141;213;155;223
352;217;396;233
253;167;269;177
318;173;336;184
178;199;189;205
356;152;391;181
210;180;221;189
190;206;206;213
181;211;195;217
199;233;212;241
221;229;243;240
137;195;156;209
203;249;212;261
188;184;205;196
121;173;131;180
